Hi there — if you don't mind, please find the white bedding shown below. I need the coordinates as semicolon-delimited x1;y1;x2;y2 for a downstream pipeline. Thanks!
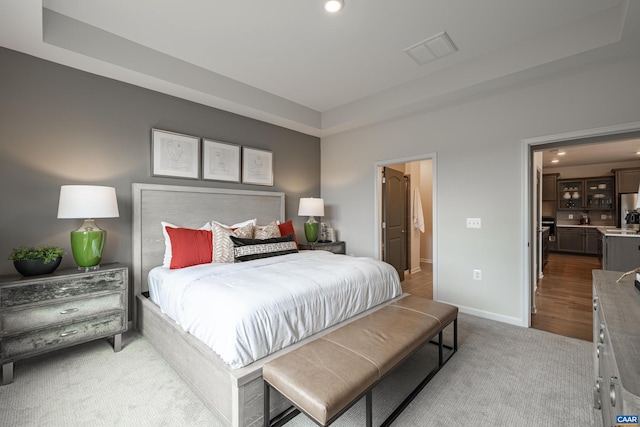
148;250;401;369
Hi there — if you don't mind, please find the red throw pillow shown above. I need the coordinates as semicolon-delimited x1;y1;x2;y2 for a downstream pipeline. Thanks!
278;220;299;249
165;227;213;269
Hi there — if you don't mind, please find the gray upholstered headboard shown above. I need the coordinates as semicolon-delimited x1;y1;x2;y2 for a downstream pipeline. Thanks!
132;183;285;296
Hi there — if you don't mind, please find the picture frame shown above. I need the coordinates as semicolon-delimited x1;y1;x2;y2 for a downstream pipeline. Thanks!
242;147;273;186
151;129;200;179
202;139;241;182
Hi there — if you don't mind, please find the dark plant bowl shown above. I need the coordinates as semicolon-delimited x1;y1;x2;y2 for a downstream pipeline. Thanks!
13;257;62;276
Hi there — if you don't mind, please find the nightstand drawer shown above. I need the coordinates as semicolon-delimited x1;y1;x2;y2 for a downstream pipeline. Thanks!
1;269;126;308
1;292;124;334
1;312;125;360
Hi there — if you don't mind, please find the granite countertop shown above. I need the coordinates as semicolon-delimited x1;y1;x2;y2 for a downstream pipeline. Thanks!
596;226;640;237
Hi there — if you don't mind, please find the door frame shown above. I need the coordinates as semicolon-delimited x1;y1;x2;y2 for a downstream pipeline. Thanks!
521;120;640;327
374;152;438;299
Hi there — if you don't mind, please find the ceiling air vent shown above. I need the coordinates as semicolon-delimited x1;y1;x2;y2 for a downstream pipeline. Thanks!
405;31;458;65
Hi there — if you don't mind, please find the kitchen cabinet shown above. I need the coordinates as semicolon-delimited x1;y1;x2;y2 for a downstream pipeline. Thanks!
542;174;558;201
556;227;600;254
542;228;550;266
613;167;640;194
558;177;614;211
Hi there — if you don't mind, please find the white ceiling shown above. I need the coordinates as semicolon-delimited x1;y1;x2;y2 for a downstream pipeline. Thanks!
1;0;639;144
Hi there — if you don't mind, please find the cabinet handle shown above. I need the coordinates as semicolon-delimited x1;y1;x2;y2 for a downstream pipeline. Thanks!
593;297;598;311
610;376;618;407
60;330;79;337
60;308;79;315
596;342;603;358
599;324;605;343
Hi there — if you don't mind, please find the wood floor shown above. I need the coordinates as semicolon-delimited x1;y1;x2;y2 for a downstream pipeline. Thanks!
401;254;595;342
531;252;598;342
401;262;433;299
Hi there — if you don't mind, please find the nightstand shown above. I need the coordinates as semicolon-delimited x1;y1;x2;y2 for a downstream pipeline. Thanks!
0;263;128;385
299;241;346;255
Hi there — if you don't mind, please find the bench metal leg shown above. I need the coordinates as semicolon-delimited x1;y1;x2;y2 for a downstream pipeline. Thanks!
438;330;443;366
366;390;372;427
264;381;271;427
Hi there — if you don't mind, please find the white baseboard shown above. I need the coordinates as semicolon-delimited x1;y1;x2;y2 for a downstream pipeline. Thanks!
437;300;526;327
420;258;433;264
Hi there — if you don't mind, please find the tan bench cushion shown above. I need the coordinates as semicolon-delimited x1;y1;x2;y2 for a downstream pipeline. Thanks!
263;295;457;425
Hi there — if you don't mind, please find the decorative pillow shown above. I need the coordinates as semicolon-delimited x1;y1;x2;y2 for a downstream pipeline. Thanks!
211;218;256;230
254;220;281;239
165;227;213;269
161;221;212;268
212;222;254;263
277;220;299;249
230;234;298;262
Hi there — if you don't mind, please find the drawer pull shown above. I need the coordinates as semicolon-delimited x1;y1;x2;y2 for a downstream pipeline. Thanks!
60;308;79;315
60;330;79;337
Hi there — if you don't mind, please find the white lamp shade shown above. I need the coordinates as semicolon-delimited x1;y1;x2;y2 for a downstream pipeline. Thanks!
57;185;120;219
298;197;325;217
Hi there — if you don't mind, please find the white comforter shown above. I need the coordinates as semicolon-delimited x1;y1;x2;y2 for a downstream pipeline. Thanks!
148;251;401;369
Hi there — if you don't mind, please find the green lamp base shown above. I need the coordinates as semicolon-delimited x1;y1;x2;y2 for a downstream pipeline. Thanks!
70;219;106;270
304;221;319;243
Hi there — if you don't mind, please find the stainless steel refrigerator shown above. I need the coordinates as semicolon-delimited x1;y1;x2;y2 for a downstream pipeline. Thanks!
619;192;639;229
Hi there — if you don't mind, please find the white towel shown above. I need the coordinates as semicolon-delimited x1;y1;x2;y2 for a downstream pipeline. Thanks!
413;187;425;233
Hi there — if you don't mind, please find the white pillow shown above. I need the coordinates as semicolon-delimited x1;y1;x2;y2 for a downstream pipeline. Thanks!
161;221;212;268
210;218;256;229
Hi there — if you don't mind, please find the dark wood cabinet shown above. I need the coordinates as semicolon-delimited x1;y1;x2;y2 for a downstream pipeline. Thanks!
613;167;640;194
556;227;600;254
557;227;584;252
542;174;558;201
557;177;614;211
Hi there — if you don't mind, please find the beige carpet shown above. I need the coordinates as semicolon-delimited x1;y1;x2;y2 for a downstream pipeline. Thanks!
0;314;601;427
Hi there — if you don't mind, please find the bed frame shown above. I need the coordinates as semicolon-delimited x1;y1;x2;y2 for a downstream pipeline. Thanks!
131;183;399;427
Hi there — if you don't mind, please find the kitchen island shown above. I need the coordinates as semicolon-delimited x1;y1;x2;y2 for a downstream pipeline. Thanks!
597;227;640;272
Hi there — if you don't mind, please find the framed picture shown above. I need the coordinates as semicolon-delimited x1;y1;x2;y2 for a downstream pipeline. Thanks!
202;139;241;182
242;147;273;186
151;129;200;179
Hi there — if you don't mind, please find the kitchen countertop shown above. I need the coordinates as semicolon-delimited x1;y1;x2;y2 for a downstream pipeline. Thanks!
556;224;640;236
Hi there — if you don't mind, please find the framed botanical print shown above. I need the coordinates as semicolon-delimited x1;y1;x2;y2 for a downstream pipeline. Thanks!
202;139;241;182
151;129;200;179
242;147;273;186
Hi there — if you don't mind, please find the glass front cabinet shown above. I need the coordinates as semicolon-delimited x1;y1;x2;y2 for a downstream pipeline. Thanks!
558;177;614;211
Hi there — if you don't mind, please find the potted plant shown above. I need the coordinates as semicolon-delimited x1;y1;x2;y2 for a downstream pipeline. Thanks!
8;245;64;276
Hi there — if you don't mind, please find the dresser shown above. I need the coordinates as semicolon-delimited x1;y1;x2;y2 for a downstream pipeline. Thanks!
299;241;346;254
0;264;128;385
592;270;640;426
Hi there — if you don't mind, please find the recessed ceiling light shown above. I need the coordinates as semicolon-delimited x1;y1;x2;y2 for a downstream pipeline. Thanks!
324;0;344;13
551;159;559;163
635;151;640;155
557;151;566;156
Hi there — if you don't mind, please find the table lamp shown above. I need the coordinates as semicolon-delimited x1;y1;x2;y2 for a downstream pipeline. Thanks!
298;197;324;243
57;185;119;270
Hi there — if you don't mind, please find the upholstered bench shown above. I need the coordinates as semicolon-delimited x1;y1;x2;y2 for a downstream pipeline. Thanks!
262;295;458;427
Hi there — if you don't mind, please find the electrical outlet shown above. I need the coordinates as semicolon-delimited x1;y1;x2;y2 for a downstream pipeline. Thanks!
568;214;573;220
473;269;482;280
466;218;481;228
601;214;607;220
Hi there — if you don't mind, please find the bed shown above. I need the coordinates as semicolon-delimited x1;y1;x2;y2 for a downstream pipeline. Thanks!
132;183;402;427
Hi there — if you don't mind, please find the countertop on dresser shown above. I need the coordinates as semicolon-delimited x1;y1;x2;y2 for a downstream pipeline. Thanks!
593;270;640;397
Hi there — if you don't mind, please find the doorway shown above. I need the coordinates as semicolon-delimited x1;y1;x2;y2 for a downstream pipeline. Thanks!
376;155;436;299
524;121;640;338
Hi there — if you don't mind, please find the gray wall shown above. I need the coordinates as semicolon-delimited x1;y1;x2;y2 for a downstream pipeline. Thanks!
0;47;320;283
